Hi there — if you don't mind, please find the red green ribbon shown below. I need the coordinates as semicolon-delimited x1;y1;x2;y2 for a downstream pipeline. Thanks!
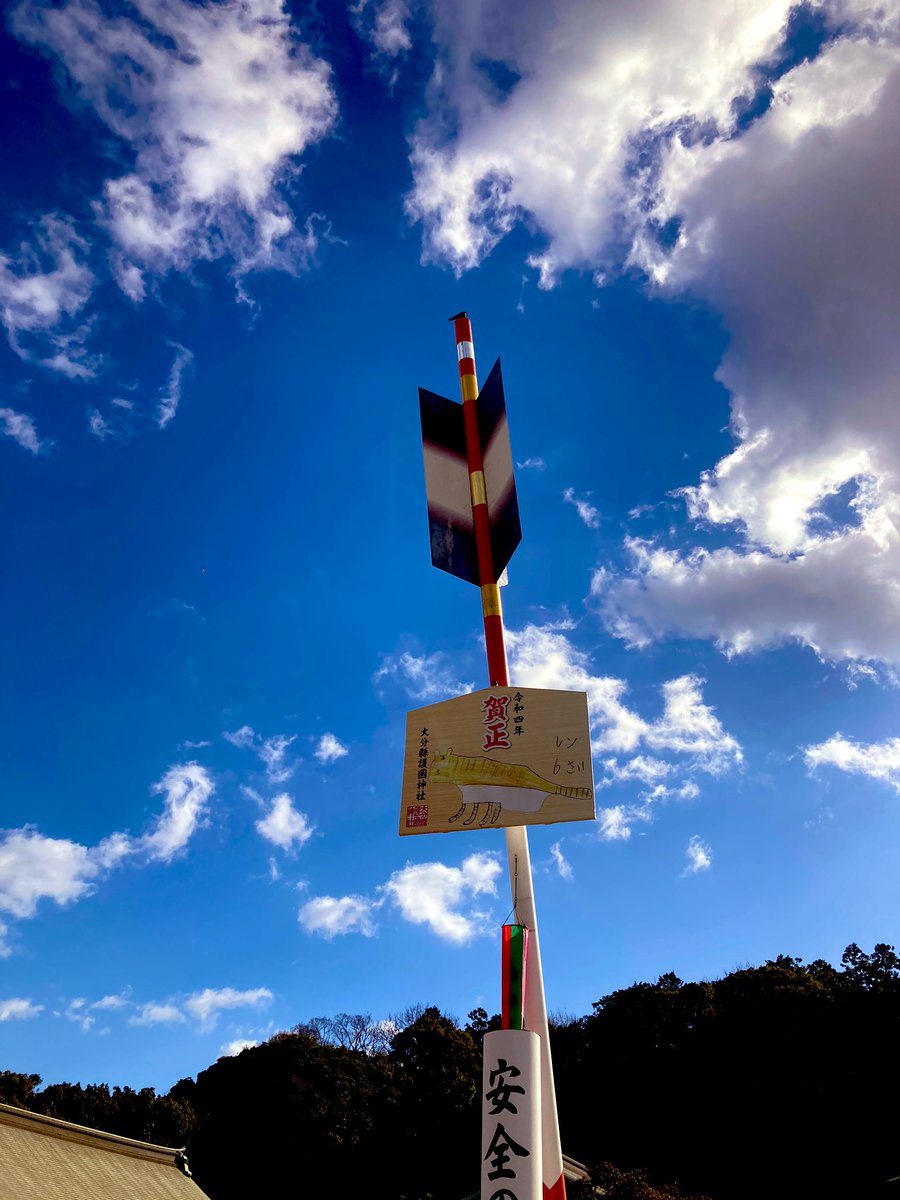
501;924;529;1030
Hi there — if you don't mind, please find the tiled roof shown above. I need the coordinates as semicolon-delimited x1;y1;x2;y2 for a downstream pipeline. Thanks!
0;1102;210;1200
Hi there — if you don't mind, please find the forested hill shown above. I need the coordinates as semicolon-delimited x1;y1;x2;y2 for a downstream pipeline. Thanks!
3;943;899;1200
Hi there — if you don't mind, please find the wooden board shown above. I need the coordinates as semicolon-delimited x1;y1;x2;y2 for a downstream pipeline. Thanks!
399;686;595;836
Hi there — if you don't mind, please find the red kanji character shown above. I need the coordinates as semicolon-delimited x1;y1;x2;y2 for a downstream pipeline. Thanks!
483;718;511;751
482;695;510;722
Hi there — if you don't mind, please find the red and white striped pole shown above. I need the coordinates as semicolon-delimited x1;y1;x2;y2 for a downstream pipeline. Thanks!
452;313;509;688
451;313;568;1200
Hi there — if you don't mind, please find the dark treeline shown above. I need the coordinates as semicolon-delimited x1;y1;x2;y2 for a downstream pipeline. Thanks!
3;943;899;1199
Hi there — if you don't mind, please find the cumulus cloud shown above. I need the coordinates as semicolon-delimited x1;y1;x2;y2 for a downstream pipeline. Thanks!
0;763;214;939
13;0;339;288
314;733;348;764
403;1;900;669
506;622;737;841
90;992;130;1012
353;0;413;60
0;828;101;919
129;1002;186;1027
598;779;701;843
507;622;741;773
598;805;635;842
683;834;713;875
0;214;98;376
603;25;900;667
382;852;502;944
224;726;298;782
219;1038;259;1057
804;734;900;791
255;794;314;851
135;764;214;863
63;998;95;1033
184;986;273;1032
0;998;43;1021
563;487;601;529
373;650;474;702
0;407;48;454
298;894;380;940
299;851;503;944
406;0;796;276
600;529;900;665
224;726;256;750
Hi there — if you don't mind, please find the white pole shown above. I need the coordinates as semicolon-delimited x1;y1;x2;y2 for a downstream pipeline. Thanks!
481;1029;542;1200
505;825;566;1199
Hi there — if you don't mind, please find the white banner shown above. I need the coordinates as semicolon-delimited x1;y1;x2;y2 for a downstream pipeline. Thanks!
481;1029;542;1200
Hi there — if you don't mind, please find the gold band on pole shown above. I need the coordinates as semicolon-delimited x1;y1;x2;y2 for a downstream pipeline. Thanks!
469;470;487;507
481;583;502;617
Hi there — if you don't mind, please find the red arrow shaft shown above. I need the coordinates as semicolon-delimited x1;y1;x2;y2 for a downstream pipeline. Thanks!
452;314;510;688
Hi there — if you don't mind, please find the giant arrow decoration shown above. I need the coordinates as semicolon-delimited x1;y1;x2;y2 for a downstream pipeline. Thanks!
420;354;522;587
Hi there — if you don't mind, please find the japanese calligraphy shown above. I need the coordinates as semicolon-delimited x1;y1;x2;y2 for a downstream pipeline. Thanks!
484;1122;530;1181
407;727;430;826
512;691;525;737
482;694;511;751
486;1058;525;1115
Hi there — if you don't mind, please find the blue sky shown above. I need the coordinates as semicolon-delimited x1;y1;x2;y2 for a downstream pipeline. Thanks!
2;0;899;1092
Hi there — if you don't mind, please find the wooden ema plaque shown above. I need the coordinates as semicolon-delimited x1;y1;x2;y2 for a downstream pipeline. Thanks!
400;686;595;836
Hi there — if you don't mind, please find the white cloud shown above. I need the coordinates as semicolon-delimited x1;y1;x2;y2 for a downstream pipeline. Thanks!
804;734;900;792
129;1002;186;1027
517;457;546;471
224;725;256;749
13;0;339;286
507;622;741;773
141;763;214;863
219;1038;259;1057
602;29;900;667
373;650;474;702
184;986;273;1032
314;733;348;764
353;0;413;59
644;675;742;771
64;998;95;1033
382;852;501;944
600;755;673;785
156;342;193;430
0;407;48;454
86;408;111;441
298;894;380;940
683;834;713;875
563;487;601;529
598;806;634;842
549;842;573;881
0;998;43;1021
0;828;101;919
406;0;796;277
0;213;98;375
0;762;213;944
225;726;298;782
259;734;296;783
403;2;900;669
255;794;313;851
90;992;130;1011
